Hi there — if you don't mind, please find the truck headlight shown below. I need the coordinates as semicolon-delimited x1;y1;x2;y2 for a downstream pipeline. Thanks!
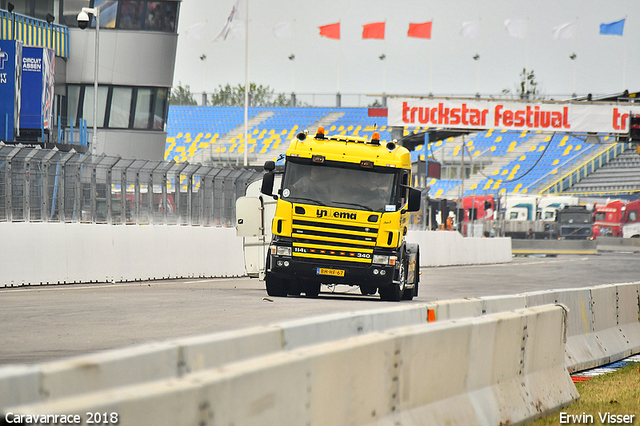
276;246;292;256
373;254;389;264
373;255;396;265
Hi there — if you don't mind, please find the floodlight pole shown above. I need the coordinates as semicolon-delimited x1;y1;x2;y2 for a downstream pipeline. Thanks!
243;0;249;166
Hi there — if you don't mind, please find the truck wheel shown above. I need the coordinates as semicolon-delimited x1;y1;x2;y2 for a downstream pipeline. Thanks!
380;253;407;301
265;274;288;297
402;247;419;300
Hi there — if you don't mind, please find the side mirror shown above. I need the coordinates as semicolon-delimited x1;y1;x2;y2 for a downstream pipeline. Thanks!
260;172;275;197
406;187;421;212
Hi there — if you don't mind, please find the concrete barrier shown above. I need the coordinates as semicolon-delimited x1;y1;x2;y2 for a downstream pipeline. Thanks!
525;283;640;372
406;231;512;267
0;224;511;287
0;306;577;426
0;306;430;409
0;223;246;287
511;239;598;255
596;236;640;252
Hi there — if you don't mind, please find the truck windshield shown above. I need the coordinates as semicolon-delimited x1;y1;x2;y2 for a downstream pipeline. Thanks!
281;162;399;212
594;212;607;222
558;212;592;224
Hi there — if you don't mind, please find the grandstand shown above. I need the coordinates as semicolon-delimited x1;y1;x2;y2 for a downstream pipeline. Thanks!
165;106;636;200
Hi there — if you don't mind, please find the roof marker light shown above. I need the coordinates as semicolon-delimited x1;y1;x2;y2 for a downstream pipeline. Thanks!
316;127;325;139
370;132;380;145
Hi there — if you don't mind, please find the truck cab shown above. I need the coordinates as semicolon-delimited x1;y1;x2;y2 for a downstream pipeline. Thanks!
554;205;593;240
259;128;421;301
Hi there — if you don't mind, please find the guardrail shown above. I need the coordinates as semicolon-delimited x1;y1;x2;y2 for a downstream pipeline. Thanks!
1;282;637;425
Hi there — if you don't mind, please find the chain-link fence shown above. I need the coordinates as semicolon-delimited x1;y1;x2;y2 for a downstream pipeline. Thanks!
0;144;263;226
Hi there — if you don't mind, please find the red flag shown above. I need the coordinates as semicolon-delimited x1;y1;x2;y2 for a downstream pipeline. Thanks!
319;22;340;39
408;22;432;39
363;22;385;39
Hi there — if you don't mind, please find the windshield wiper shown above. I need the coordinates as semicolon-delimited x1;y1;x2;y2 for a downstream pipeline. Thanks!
331;201;373;211
287;196;326;206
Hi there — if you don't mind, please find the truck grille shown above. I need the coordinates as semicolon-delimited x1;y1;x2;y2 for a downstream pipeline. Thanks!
560;226;592;239
291;218;378;263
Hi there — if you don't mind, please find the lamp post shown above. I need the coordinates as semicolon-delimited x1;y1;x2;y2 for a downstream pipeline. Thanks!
45;13;54;50
7;2;14;40
77;7;100;156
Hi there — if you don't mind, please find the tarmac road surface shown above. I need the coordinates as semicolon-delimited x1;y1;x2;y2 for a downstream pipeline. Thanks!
0;252;638;364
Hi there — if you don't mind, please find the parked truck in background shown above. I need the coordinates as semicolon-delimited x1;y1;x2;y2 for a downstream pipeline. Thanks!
256;127;422;301
553;205;593;240
593;199;640;238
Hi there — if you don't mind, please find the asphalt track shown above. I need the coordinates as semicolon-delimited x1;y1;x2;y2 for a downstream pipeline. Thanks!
1;252;638;364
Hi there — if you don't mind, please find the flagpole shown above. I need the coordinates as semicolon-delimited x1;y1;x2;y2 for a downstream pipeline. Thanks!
243;0;249;167
622;29;627;90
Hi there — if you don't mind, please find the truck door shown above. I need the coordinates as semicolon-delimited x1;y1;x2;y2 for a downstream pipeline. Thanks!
236;196;267;278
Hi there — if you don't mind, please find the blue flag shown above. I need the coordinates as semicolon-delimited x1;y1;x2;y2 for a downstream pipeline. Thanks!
600;19;625;36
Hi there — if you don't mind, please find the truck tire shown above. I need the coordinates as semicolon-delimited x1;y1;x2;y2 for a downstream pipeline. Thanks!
380;255;406;301
402;246;420;300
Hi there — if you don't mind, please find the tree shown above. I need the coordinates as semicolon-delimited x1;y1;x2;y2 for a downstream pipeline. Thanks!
502;68;544;100
209;83;290;107
170;82;197;106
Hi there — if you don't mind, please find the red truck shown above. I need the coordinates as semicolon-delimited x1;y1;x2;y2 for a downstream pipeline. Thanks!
592;199;640;238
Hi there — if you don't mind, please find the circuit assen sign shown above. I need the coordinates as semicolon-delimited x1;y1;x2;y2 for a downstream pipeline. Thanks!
388;98;640;134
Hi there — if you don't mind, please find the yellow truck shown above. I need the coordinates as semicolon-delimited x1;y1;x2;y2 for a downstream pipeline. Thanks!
258;127;421;301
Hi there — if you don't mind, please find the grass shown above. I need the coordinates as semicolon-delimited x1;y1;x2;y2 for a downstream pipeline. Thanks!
531;361;640;425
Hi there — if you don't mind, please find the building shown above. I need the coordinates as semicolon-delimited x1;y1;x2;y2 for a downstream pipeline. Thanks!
0;0;180;160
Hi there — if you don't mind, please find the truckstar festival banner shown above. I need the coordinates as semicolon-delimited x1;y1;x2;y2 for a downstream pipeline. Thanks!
388;98;640;134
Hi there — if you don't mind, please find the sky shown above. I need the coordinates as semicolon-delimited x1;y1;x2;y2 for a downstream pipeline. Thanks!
172;0;640;102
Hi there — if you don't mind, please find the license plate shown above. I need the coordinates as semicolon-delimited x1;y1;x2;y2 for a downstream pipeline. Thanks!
316;268;345;277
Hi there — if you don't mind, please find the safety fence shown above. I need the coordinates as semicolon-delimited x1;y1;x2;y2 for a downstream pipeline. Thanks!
0;144;263;227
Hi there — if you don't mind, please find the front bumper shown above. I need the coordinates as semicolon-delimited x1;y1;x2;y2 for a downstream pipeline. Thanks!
268;254;397;287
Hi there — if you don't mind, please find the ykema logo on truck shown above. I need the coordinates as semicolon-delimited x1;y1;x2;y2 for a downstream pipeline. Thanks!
316;209;357;220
